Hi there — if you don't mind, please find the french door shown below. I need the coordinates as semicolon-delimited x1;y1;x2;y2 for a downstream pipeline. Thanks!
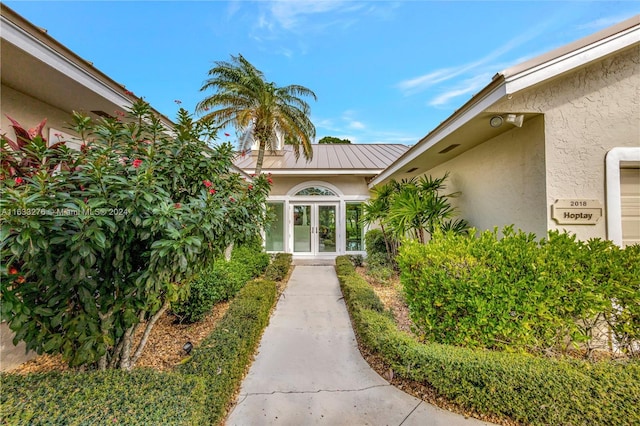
291;203;338;255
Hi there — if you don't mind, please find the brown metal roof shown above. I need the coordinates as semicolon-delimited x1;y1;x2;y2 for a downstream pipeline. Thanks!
234;144;410;174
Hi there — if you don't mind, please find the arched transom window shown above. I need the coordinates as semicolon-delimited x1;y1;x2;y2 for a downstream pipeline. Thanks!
294;186;337;196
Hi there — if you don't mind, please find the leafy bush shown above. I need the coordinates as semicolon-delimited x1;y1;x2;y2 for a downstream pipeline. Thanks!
264;253;292;281
231;243;270;279
180;279;277;424
364;229;388;259
0;369;207;425
335;255;640;426
348;254;364;267
0;102;271;369
398;228;640;356
173;245;270;323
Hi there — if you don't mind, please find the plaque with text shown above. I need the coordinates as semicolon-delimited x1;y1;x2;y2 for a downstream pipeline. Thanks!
552;199;602;225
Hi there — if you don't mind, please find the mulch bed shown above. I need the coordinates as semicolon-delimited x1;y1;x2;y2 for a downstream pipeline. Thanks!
11;302;230;374
11;266;295;376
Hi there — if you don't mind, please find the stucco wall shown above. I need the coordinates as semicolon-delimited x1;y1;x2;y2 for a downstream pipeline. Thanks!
490;45;640;241
1;84;77;142
423;115;547;237
269;175;372;198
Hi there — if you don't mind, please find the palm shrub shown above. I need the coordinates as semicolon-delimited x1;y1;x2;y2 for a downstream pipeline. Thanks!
361;173;468;261
0;100;271;369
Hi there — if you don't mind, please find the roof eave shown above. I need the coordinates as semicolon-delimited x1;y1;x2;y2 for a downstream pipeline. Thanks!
370;16;640;189
1;3;175;130
238;168;384;176
369;77;507;188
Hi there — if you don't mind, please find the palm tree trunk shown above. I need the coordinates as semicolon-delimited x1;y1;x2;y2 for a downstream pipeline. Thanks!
255;140;267;175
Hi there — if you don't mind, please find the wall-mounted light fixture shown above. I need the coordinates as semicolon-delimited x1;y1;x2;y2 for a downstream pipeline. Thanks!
505;114;524;128
490;114;524;128
489;116;503;128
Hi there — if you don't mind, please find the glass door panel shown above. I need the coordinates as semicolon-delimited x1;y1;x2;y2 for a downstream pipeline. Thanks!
318;205;337;253
293;204;312;253
265;202;284;251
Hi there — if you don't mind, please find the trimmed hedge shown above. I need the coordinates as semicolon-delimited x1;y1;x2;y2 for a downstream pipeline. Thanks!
0;277;278;426
264;252;292;281
0;369;207;425
335;255;640;426
179;279;277;424
172;245;270;323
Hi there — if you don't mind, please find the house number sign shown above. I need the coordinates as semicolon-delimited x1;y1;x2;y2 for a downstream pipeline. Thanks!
551;199;602;225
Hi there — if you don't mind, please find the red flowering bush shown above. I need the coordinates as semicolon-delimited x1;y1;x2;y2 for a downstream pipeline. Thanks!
0;100;270;369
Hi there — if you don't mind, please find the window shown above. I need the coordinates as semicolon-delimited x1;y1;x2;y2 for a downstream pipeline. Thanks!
346;202;364;251
265;202;284;251
294;186;337;196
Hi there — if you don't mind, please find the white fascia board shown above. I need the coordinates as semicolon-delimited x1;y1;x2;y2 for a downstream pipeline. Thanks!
243;169;383;176
504;26;639;94
369;84;507;188
2;16;132;109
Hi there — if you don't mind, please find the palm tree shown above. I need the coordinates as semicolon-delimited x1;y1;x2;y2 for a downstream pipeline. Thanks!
361;182;398;258
196;54;317;175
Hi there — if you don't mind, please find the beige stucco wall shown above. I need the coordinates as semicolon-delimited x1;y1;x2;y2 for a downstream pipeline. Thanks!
1;84;77;143
490;45;640;241
269;175;372;198
421;115;547;237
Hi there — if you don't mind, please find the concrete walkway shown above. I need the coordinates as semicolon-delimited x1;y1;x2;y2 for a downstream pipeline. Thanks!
226;265;492;426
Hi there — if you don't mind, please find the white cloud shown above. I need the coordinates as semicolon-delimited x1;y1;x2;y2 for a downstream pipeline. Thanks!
349;120;365;130
428;73;492;107
575;13;638;31
396;16;564;108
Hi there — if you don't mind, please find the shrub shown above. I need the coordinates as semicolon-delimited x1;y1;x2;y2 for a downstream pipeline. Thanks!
348;254;364;267
0;369;207;425
364;229;387;259
179;279;277;424
0;103;272;369
231;244;270;279
264;253;292;281
335;255;640;426
398;228;640;356
173;245;270;323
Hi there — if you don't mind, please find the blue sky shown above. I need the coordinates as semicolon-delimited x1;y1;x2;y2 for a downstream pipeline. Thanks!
6;1;640;145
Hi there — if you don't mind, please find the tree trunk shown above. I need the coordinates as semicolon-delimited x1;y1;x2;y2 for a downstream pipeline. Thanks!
98;309;114;371
380;223;391;258
254;140;267;175
119;328;133;371
119;312;144;370
130;299;170;368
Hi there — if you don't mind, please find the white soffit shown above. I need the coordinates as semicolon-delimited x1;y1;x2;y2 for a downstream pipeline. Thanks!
1;16;132;111
369;83;506;187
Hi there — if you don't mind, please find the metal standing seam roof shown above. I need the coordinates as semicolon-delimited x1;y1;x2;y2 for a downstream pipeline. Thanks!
233;144;411;172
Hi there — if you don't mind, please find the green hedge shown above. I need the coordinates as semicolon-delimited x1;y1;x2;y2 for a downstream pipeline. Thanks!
398;229;640;354
264;252;292;281
1;277;278;426
0;369;207;425
335;255;640;426
172;245;270;323
179;279;277;425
